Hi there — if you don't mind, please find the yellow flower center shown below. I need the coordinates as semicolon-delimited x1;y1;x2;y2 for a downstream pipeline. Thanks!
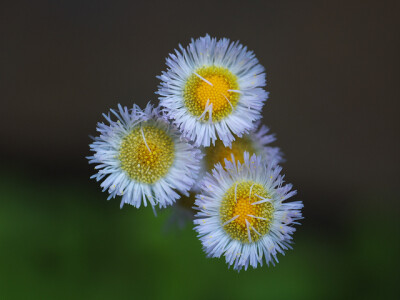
119;123;174;184
220;181;273;243
204;136;256;171
183;66;240;122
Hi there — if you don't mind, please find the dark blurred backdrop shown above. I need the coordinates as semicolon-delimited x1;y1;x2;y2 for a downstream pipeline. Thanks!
1;0;399;299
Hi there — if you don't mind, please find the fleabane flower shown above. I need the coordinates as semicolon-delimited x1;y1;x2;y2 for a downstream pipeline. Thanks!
194;153;303;271
157;34;268;147
87;103;202;209
203;123;283;173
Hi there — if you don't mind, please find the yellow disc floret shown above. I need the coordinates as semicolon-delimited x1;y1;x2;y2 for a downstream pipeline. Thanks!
119;123;174;184
220;181;273;243
183;66;240;122
204;136;256;171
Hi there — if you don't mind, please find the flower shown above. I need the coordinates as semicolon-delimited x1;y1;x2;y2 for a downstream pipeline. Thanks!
202;122;283;173
157;35;268;147
87;103;202;208
194;152;303;271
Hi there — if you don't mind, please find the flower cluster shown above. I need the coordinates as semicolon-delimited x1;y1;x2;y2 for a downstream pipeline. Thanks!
87;35;303;271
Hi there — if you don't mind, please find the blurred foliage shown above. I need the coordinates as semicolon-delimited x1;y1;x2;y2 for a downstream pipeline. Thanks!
0;171;398;300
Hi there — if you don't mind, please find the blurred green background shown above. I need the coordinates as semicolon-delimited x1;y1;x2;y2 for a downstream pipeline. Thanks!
1;168;398;299
1;0;399;299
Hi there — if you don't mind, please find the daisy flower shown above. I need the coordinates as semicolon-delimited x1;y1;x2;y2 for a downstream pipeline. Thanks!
87;103;202;209
194;152;303;271
202;122;283;173
157;35;268;147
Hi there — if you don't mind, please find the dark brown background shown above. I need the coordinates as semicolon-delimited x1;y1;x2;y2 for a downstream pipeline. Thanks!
0;0;399;298
2;0;398;190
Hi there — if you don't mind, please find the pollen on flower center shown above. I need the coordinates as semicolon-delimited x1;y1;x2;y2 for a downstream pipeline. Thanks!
119;123;174;184
204;137;255;171
183;66;240;122
220;181;273;243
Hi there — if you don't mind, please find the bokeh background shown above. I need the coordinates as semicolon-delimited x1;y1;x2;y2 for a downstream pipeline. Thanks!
1;0;399;299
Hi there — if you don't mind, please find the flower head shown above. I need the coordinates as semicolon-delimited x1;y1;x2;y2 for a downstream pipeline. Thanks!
87;103;202;208
194;153;303;271
157;35;268;147
203;123;283;173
